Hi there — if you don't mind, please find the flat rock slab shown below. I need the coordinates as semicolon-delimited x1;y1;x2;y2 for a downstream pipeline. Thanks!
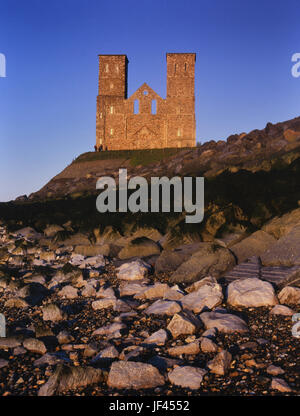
223;257;260;283
170;244;235;284
144;300;181;316
168;366;207;390
200;311;248;333
231;230;276;264
107;361;165;390
261;265;300;288
261;226;300;267
227;277;278;307
262;208;300;239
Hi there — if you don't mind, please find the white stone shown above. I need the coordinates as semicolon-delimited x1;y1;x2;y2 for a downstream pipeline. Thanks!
180;282;223;313
117;260;150;281
227;278;278;307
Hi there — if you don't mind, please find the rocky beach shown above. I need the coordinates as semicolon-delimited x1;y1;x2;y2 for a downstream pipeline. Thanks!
0;116;300;396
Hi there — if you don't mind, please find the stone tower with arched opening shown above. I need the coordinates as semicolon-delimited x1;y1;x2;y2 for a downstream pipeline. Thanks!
96;53;196;150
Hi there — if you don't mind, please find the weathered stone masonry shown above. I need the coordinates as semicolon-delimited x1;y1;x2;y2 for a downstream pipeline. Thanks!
96;53;196;150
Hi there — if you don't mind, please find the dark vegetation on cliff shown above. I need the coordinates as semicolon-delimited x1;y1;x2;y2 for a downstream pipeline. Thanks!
1;155;300;239
0;116;300;240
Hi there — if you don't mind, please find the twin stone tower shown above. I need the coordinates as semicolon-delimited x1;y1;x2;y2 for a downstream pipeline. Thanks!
96;53;196;151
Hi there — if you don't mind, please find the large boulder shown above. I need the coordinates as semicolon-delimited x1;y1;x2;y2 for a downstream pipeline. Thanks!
107;361;165;389
155;243;203;274
227;278;278;307
262;208;300;239
118;237;161;260
261;226;300;267
231;231;276;263
170;243;235;284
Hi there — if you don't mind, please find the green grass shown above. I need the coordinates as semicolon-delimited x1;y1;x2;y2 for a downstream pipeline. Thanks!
73;147;192;167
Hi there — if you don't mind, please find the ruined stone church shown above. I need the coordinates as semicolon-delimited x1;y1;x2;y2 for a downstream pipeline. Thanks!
96;53;196;151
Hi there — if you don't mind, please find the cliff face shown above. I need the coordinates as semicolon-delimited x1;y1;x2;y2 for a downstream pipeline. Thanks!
28;116;300;201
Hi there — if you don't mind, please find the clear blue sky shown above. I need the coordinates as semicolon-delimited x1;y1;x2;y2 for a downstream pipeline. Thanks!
0;0;299;201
